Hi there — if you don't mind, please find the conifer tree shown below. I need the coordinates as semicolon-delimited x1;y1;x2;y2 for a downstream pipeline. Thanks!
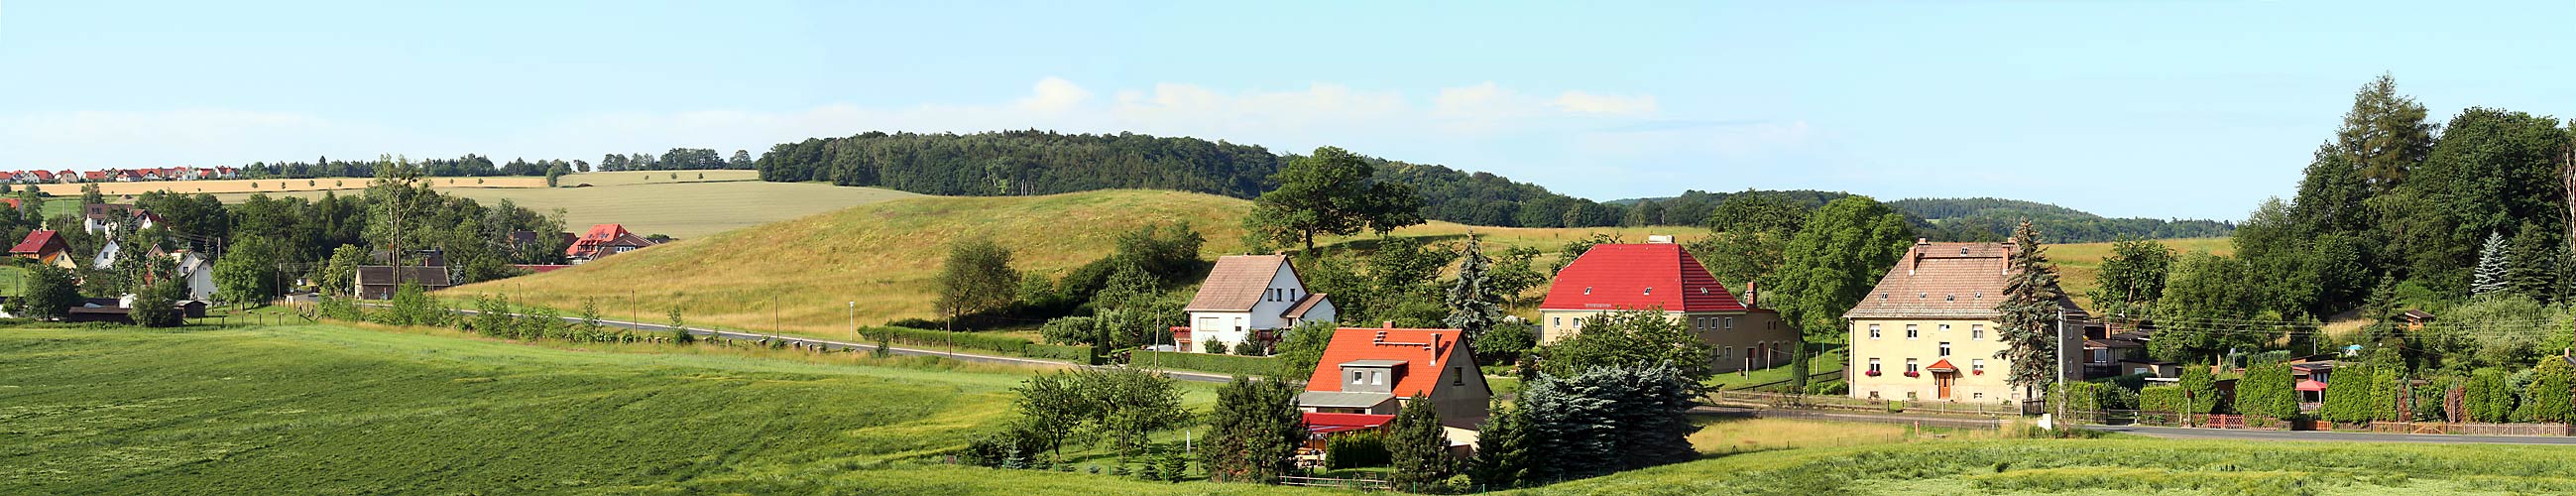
1385;395;1452;491
1445;232;1506;341
2507;225;2559;301
1199;376;1302;483
2473;231;2512;297
1470;403;1534;489
2320;363;2373;424
1993;221;2062;401
2530;358;2574;424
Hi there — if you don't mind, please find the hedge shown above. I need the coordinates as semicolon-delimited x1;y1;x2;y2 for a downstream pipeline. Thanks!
1024;343;1098;365
1129;350;1281;377
2139;385;2185;415
862;326;1033;355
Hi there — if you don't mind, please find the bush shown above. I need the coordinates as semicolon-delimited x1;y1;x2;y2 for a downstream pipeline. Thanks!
1204;338;1229;354
886;317;943;329
2138;386;2185;415
1232;338;1265;356
862;325;1033;355
1805;381;1848;396
1325;432;1390;468
1023;343;1096;364
1127;350;1279;377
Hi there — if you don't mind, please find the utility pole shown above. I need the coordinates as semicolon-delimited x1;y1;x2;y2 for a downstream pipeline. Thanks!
849;301;857;343
2054;308;2067;426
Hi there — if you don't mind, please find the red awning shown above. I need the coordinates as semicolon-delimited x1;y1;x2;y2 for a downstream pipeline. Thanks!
2295;379;2328;392
1926;358;1958;373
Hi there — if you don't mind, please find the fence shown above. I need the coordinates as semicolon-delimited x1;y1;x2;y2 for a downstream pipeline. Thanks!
1280;475;1389;491
1711;390;2024;418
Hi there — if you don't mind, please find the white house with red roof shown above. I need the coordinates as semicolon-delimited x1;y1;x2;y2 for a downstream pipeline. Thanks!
1182;255;1337;353
1538;237;1796;373
1297;324;1488;430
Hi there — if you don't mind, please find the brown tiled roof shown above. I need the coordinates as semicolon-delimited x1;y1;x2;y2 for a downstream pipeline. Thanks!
1283;293;1331;318
1186;255;1291;311
1843;240;2084;320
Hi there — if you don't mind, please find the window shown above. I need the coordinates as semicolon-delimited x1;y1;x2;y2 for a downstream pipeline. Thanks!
1723;317;1735;329
1552;316;1562;327
1938;342;1951;357
1938;323;1950;332
1869;324;1882;338
1907;391;1919;401
1906;358;1919;373
1453;367;1464;386
1906;324;1919;339
1643;287;1653;295
1973;392;1985;399
1370;371;1384;386
1721;346;1731;358
1573;317;1584;327
1867;358;1881;373
1582;287;1592;295
1869;391;1881;399
1971;359;1985;373
1971;324;1985;339
1349;371;1363;385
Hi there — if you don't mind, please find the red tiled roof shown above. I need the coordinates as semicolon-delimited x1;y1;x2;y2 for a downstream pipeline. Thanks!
1304;327;1465;399
1926;358;1958;373
11;230;60;254
1539;243;1745;312
566;223;653;257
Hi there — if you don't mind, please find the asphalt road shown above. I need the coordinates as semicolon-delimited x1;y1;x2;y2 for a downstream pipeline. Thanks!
398;306;1236;384
2091;425;2576;445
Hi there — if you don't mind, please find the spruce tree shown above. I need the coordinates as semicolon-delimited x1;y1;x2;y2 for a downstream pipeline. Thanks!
1445;232;1506;342
2530;358;2574;424
2474;231;2512;297
1470;403;1534;489
1385;395;1452;491
1992;221;2062;401
2507;225;2558;301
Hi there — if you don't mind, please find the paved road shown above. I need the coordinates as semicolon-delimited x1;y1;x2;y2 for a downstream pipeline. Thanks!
359;305;1236;384
1692;405;2006;430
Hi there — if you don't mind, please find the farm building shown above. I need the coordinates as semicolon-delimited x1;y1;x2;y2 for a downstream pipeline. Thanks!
1843;239;2086;404
566;223;655;262
1181;254;1336;353
1537;236;1792;373
355;266;454;300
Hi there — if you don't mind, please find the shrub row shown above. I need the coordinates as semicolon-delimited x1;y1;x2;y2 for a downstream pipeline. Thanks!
862;325;1038;355
1127;350;1281;377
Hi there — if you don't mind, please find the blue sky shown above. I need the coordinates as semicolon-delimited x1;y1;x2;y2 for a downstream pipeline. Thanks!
2;1;2569;220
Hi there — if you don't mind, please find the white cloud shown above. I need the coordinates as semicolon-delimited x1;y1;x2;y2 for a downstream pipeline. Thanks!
1015;77;1093;114
1555;90;1658;115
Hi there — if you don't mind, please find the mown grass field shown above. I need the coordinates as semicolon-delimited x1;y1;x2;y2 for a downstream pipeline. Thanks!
212;173;921;239
0;323;1315;495
2051;237;2232;311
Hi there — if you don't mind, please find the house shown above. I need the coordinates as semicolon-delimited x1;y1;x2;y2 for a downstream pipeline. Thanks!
1537;237;1792;373
354;266;453;300
1296;324;1489;430
565;223;656;262
9;229;76;269
170;250;217;301
1181;254;1337;353
26;170;52;183
213;167;239;180
2079;324;2168;378
83;203;140;233
2398;310;2434;331
1843;239;2087;404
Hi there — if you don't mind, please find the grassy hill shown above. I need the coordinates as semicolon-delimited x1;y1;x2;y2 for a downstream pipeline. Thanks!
451;188;1681;336
210;170;921;239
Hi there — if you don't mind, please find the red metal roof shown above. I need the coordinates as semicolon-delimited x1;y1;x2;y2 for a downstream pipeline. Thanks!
1539;243;1746;312
1303;327;1465;398
2295;379;2328;392
1302;412;1393;434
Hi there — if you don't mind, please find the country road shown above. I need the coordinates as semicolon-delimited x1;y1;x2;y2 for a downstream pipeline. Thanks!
1694;405;2576;445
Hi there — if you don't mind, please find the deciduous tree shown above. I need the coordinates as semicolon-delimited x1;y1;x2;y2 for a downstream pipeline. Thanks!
1768;195;1912;389
1242;147;1425;252
934;239;1019;330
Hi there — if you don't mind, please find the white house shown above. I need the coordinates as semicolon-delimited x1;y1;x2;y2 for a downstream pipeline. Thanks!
1182;254;1337;353
172;250;216;301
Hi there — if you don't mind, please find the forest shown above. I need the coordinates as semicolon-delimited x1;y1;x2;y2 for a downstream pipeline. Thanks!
752;130;2232;239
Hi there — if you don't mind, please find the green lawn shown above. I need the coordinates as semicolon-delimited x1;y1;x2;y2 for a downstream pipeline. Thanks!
1705;348;1845;391
0;323;1317;495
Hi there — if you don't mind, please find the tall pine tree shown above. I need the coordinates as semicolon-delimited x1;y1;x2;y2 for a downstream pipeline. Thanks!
1446;232;1506;341
1199;376;1304;483
1385;395;1453;491
1992;221;2062;402
1470;403;1534;489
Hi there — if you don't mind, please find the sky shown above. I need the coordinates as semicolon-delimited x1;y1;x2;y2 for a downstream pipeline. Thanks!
1;1;2569;220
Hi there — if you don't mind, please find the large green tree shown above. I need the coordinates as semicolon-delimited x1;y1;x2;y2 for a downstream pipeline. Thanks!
211;237;283;307
1767;195;1912;389
2088;237;2174;319
1446;233;1511;360
1992;221;2063;402
934;239;1019;331
18;264;79;319
1242;147;1425;252
1692;190;1811;297
1529;309;1714;384
2338;73;2439;192
2151;252;2266;364
1385;395;1453;491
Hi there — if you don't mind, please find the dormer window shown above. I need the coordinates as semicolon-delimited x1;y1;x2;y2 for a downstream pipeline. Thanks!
1582;287;1592;295
1944;295;1954;302
1960;247;1970;255
1643;287;1653;296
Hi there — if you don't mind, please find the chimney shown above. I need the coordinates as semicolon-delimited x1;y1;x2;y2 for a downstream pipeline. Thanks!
1744;281;1759;309
1428;332;1443;366
1383;320;1396;329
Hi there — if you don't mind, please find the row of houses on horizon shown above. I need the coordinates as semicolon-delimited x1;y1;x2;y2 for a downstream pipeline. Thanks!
0;167;243;185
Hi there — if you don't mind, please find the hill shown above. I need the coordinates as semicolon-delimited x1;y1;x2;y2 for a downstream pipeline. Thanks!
210;170;922;238
0;323;1316;495
450;188;1685;335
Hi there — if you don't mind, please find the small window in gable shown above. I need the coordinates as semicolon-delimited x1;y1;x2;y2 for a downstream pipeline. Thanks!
1582;287;1592;295
1643;287;1653;296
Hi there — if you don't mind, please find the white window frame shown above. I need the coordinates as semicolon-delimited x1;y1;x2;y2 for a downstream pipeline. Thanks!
1906;358;1919;373
1938;341;1951;357
1868;358;1881;373
1868;324;1881;339
1972;324;1985;339
1906;324;1919;339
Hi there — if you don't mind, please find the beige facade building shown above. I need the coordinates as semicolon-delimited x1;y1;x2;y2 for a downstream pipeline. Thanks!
1844;240;2084;404
1538;240;1795;373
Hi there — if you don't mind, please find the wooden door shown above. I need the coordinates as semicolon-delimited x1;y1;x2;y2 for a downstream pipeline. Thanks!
1935;375;1952;400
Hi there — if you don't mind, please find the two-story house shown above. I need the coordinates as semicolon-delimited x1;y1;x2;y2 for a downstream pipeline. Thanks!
1297;324;1489;429
1843;239;2085;404
1537;237;1793;373
1181;254;1336;353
